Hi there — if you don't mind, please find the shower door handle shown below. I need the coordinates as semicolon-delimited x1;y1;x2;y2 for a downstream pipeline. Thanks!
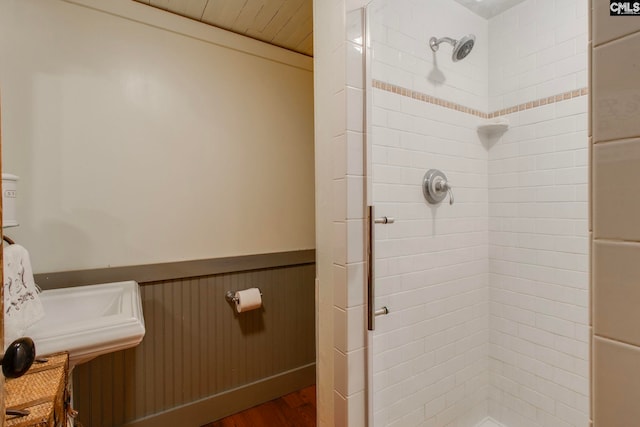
368;206;392;331
374;307;389;316
374;216;395;224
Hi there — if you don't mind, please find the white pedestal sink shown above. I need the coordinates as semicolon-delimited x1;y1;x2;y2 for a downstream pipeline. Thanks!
23;280;146;369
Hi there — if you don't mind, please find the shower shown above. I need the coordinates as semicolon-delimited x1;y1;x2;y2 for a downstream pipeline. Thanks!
366;1;589;426
429;33;475;61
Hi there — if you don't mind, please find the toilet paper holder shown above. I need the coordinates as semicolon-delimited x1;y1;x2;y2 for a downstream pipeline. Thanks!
225;289;262;303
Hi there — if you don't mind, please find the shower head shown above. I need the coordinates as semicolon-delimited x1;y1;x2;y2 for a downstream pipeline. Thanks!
429;34;475;62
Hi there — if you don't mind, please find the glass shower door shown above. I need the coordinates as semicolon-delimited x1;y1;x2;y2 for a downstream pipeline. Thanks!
366;1;491;425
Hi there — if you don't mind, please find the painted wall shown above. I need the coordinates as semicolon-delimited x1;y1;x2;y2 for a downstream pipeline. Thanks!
487;1;589;426
0;0;315;273
73;260;315;427
369;1;490;425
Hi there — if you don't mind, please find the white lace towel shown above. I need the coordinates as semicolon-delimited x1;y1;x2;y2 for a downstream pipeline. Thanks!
3;244;44;348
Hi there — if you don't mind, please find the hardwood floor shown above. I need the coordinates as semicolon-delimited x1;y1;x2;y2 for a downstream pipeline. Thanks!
203;385;317;427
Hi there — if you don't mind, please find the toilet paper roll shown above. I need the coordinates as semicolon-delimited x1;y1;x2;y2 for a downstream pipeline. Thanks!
234;288;262;313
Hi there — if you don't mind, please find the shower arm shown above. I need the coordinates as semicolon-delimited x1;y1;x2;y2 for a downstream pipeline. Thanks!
429;37;457;52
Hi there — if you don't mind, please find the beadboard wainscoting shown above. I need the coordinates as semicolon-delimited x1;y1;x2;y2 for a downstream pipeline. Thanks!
34;251;315;427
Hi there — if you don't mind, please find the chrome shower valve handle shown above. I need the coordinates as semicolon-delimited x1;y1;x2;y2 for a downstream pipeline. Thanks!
423;169;454;205
434;177;454;205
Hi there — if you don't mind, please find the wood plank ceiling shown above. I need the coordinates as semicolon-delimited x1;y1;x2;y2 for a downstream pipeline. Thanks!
133;0;313;57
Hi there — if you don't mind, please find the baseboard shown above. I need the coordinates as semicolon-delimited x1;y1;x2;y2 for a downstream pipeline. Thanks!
123;363;316;427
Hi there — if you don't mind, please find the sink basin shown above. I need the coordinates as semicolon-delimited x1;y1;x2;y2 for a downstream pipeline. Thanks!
24;281;145;369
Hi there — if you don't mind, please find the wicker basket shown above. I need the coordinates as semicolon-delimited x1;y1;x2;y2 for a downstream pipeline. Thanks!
5;353;68;427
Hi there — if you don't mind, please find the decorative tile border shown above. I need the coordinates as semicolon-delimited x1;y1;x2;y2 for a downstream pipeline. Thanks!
372;79;588;119
372;79;488;117
487;87;589;118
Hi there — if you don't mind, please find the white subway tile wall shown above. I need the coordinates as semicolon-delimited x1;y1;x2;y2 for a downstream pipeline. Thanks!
371;90;490;427
488;0;588;112
368;0;489;112
368;0;588;426
370;2;490;425
316;0;369;424
333;5;370;427
488;100;589;427
488;1;589;426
